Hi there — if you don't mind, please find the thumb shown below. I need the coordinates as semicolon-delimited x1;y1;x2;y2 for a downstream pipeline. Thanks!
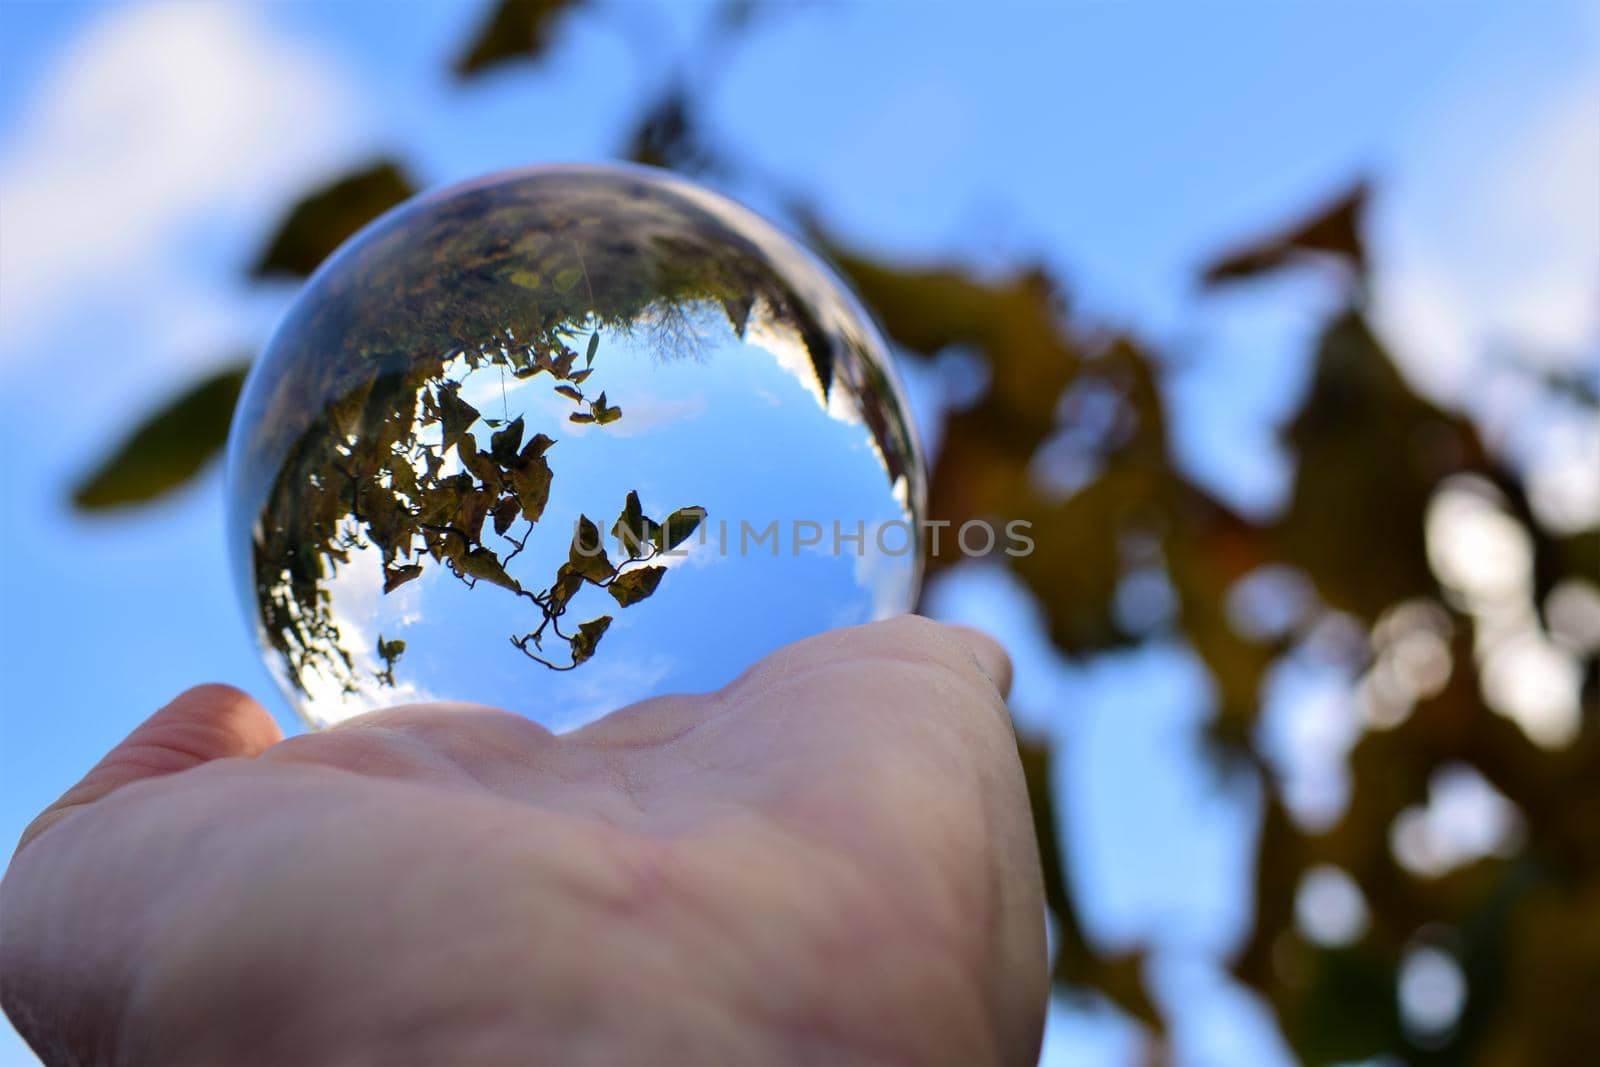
16;684;282;855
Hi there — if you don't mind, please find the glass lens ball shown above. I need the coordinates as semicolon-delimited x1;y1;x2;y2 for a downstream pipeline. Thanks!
226;165;924;730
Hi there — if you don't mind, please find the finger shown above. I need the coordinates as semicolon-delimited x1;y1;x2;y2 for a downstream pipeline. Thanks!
676;615;1044;1059
941;623;1014;699
578;615;1012;755
723;613;1014;718
261;702;559;793
17;684;282;854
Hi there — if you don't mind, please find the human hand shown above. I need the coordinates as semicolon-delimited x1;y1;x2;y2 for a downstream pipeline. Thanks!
1;617;1046;1065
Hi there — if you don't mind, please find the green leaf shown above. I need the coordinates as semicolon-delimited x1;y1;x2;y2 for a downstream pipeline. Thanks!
552;266;583;294
607;565;666;607
251;161;416;278
453;0;581;78
569;411;596;424
657;506;707;552
382;564;424;593
458;547;520;591
554;384;584;401
570;614;612;666
72;361;249;510
568;368;594;385
568;514;615;583
585;331;600;365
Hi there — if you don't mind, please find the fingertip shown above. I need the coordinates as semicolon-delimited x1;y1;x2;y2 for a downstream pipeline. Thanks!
16;684;282;855
823;614;1014;699
940;623;1014;699
160;683;285;757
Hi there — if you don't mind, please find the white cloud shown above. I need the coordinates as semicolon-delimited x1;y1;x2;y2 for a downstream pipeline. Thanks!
1372;48;1600;401
0;1;361;364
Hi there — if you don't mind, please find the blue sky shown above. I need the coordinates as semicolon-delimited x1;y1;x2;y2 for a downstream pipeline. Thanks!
1;2;1596;1064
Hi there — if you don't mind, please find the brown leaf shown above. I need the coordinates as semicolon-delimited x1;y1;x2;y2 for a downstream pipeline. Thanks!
611;489;656;555
72;361;249;510
1200;182;1368;285
568;514;615;583
1276;310;1482;621
251;161;416;278
453;0;581;78
492;495;521;535
656;506;706;552
458;546;519;591
607;564;666;607
509;452;552;523
547;563;584;611
569;613;611;665
382;564;424;593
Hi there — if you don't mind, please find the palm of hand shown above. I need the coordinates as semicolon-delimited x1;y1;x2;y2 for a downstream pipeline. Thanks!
2;618;1045;1066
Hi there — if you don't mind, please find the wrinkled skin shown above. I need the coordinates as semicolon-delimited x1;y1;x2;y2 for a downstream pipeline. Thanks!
1;617;1046;1065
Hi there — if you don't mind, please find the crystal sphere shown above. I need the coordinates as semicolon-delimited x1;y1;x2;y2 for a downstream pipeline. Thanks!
226;165;924;730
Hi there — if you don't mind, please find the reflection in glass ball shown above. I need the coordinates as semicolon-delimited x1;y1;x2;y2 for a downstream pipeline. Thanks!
226;165;924;731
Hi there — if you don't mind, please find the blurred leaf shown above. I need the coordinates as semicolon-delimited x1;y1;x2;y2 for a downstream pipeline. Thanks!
72;361;249;510
1276;310;1485;622
453;0;581;79
1293;947;1403;1064
623;85;714;173
1480;878;1600;1065
251;160;416;278
717;0;759;31
608;564;666;607
1201;182;1368;285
